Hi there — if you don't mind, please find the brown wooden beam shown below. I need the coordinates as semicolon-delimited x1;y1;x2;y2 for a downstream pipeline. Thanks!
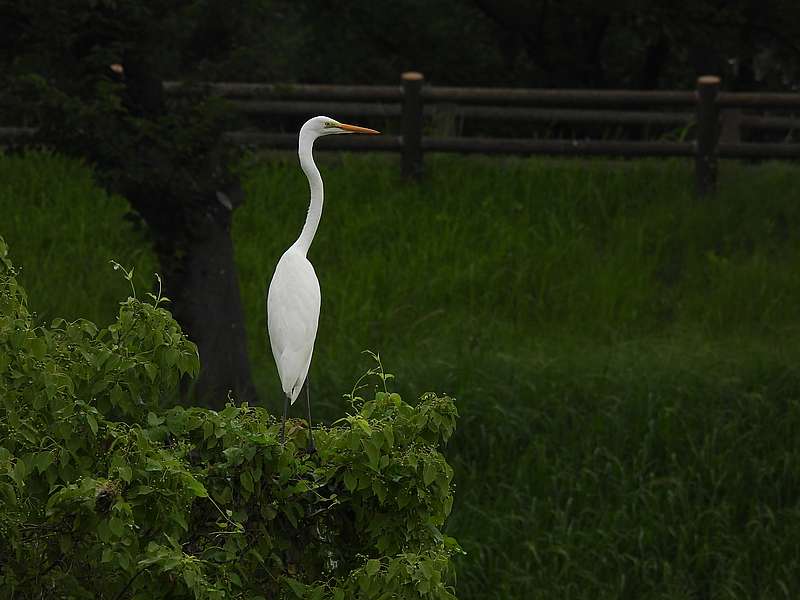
424;87;696;107
718;142;800;158
717;92;800;109
423;137;694;157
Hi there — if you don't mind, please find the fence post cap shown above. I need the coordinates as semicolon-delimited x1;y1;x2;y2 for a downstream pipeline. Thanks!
697;75;721;85
402;71;424;81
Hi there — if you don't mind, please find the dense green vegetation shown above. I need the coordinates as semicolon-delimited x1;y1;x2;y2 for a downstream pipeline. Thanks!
235;152;800;403
2;151;800;598
0;234;459;599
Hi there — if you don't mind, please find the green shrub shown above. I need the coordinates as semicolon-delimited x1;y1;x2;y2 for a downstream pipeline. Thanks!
0;236;460;599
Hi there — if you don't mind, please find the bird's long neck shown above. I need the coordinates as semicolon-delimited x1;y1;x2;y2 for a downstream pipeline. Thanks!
293;130;323;256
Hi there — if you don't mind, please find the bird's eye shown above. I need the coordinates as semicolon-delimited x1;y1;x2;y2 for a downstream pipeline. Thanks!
324;121;335;128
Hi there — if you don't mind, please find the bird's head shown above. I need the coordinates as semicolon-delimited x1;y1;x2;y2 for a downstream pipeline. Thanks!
303;116;380;138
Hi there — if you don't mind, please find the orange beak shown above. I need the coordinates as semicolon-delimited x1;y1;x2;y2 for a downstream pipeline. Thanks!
337;123;380;134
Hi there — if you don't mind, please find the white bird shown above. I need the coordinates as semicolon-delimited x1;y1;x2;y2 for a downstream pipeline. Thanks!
267;116;379;449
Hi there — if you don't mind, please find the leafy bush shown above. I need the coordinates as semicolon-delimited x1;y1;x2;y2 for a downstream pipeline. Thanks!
0;236;460;599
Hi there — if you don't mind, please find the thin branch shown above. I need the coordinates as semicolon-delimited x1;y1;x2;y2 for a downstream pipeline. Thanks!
112;566;149;600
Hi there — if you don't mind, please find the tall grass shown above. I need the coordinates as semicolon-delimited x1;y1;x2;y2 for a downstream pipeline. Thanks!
0;151;156;325
3;149;800;598
235;153;800;410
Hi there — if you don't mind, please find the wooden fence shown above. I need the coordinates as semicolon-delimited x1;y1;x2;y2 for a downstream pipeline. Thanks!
175;72;800;195
4;73;800;194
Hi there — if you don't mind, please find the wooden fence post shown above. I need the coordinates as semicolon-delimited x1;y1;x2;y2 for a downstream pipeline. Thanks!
402;71;424;178
695;75;720;197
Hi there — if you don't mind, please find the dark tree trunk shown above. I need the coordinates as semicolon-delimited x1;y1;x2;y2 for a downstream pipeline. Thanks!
155;183;257;407
115;56;258;409
127;175;258;409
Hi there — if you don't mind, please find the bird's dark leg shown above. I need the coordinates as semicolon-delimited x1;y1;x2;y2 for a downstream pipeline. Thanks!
304;378;316;454
280;394;289;446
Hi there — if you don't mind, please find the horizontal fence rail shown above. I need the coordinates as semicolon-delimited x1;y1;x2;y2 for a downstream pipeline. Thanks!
165;80;800;109
424;138;695;157
425;87;697;107
717;92;800;109
4;73;799;194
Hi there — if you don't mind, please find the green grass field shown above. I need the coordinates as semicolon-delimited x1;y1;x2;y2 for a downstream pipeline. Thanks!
3;149;800;598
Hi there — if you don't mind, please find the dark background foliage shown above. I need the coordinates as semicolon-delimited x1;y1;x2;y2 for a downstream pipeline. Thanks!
2;2;800;598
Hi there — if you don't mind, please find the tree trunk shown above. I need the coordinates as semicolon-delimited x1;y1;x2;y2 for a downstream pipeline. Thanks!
115;57;258;409
103;173;258;410
163;185;257;407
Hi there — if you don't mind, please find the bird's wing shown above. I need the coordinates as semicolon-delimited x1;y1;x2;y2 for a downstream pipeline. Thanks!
267;251;321;403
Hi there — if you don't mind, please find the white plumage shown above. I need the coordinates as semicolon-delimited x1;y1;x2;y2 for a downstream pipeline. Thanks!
267;250;320;403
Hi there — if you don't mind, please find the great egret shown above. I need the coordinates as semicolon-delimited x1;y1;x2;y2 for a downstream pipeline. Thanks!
267;116;379;450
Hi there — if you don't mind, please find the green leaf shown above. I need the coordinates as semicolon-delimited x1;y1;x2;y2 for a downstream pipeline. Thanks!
11;459;27;487
423;461;437;486
240;471;254;493
383;425;394;449
164;347;179;367
34;452;54;474
364;439;381;471
110;383;127;408
97;519;112;543
118;464;132;483
355;418;373;435
283;504;299;528
365;558;381;576
29;337;47;359
86;413;98;436
0;482;16;506
372;479;387;504
443;495;453;516
109;517;126;537
185;476;208;498
311;589;327;600
183;569;196;589
419;560;433;580
344;470;357;492
143;362;158;382
285;577;307;597
171;511;188;532
79;320;98;337
260;503;277;520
